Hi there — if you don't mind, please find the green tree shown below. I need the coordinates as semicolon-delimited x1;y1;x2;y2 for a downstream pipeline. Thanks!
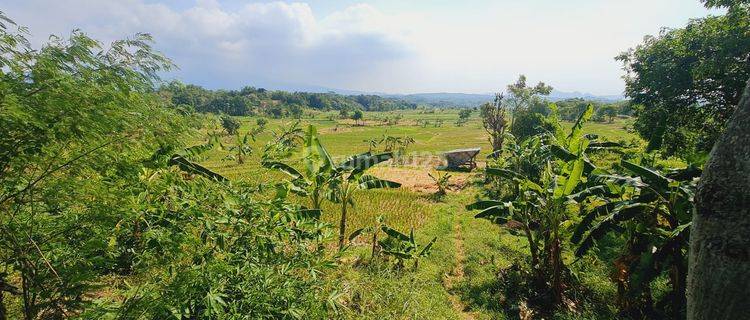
617;5;750;155
506;74;553;132
289;103;304;119
701;0;749;8
596;104;618;123
456;108;472;126
0;13;185;318
351;109;364;126
510;108;560;142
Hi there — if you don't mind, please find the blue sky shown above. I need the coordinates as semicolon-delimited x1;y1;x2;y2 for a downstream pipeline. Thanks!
4;0;720;95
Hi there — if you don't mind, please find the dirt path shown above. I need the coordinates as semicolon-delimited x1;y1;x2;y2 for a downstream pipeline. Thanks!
443;218;476;320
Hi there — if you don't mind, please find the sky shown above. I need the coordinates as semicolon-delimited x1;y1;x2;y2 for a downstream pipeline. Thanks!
3;0;720;95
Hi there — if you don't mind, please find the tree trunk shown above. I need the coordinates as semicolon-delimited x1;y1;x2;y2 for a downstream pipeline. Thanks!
687;78;750;320
522;224;543;286
338;200;348;250
371;231;378;260
0;291;5;320
550;235;563;304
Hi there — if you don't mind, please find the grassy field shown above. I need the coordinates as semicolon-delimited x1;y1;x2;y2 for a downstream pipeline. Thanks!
192;110;638;319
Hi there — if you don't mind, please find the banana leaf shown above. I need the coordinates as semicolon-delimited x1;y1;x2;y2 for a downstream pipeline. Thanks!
419;237;437;257
621;160;670;191
485;168;525;180
358;176;401;189
348;227;366;241
575;203;650;257
262;161;304;180
571;201;617;244
349;152;394;178
381;226;410;242
466;200;505;210
473;204;512;221
550;145;597;173
169;154;227;182
297;209;321;220
562;158;585;196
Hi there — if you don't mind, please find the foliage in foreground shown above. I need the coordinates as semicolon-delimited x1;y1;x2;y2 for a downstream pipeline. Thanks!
85;167;334;319
0;14;333;319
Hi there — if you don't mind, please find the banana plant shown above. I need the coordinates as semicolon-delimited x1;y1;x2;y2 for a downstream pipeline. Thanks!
329;151;401;250
223;131;253;164
261;120;304;161
469;150;587;302
347;215;386;260
570;160;698;317
376;225;436;270
469;105;598;304
262;125;334;210
548;104;622;175
428;171;451;199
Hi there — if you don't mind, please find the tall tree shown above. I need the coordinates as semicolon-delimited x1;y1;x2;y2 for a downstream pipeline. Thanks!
687;78;750;320
505;74;553;132
618;5;750;155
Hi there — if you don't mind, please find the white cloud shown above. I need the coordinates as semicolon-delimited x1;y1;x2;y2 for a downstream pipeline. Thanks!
4;0;413;90
3;0;718;94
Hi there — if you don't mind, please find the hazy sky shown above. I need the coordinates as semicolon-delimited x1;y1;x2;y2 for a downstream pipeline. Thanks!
4;0;720;95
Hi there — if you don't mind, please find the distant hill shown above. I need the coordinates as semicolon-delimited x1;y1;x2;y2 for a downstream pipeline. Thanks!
380;90;624;108
547;90;624;103
388;93;493;108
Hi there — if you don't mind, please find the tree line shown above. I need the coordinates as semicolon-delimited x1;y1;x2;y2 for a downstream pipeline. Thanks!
158;81;418;118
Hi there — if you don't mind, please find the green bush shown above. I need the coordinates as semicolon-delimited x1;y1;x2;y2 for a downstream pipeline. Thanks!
510;109;559;141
